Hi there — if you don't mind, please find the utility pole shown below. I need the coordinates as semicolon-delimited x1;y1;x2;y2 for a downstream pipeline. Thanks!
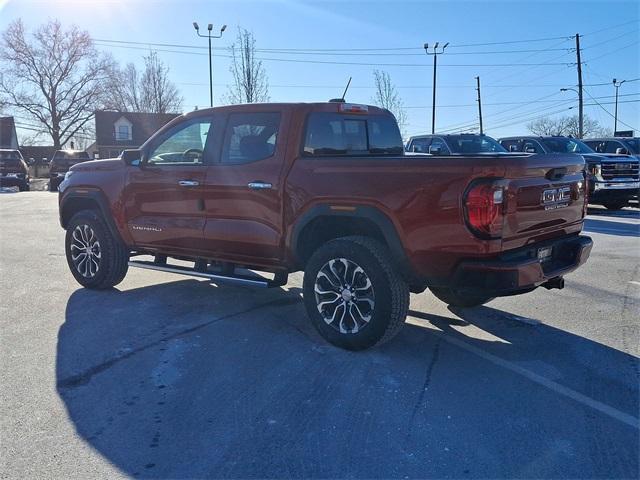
193;22;227;107
475;76;483;135
575;33;583;138
424;42;449;134
613;78;626;134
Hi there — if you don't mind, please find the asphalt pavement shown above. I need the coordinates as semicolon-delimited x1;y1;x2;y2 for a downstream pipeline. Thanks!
1;191;638;479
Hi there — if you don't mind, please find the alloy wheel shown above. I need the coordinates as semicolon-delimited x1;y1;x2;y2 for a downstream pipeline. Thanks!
314;258;375;334
70;224;101;278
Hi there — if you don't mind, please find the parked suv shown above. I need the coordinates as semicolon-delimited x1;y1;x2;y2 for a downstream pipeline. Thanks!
406;133;509;155
49;150;91;191
0;149;30;191
498;136;639;210
58;102;592;350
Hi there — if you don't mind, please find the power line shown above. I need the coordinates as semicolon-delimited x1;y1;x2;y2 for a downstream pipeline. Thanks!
582;88;639;131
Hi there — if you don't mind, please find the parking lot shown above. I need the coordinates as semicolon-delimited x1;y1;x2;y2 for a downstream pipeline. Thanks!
1;191;638;479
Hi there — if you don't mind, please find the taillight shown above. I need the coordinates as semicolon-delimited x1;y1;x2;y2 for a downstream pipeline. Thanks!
339;103;369;114
464;180;505;238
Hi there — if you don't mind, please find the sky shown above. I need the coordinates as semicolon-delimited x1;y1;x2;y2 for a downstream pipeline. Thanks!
0;0;638;143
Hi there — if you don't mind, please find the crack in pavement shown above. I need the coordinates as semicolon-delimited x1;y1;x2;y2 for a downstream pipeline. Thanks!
57;295;302;390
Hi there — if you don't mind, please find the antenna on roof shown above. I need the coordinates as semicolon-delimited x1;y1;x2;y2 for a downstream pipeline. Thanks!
341;77;352;101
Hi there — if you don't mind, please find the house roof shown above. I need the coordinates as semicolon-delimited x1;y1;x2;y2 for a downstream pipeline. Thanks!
94;110;180;147
0;117;18;148
20;145;57;160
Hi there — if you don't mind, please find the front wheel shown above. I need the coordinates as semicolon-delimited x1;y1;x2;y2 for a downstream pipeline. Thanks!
65;210;129;289
303;236;409;350
430;287;494;308
602;200;628;210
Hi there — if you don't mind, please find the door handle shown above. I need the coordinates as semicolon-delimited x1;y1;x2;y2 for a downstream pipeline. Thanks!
248;181;272;190
178;180;200;187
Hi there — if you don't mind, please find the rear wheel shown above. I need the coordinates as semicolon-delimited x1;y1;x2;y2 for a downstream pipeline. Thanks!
602;200;628;210
65;210;129;289
303;236;409;350
430;287;494;308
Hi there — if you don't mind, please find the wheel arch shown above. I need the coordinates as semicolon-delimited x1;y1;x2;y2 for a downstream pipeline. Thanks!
60;189;125;245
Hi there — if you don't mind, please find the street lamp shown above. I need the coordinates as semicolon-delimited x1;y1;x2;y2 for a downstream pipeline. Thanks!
560;87;582;138
193;22;226;107
424;42;449;134
613;78;626;134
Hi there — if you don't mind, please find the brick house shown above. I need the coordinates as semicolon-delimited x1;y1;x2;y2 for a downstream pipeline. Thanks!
90;111;180;159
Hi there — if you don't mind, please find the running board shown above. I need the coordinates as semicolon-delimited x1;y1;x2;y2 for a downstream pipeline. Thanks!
128;260;274;288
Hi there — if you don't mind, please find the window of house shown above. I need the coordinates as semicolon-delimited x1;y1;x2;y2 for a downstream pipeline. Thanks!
221;113;281;164
116;124;131;141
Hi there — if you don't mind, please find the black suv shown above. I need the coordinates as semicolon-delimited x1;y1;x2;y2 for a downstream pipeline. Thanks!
498;136;639;210
49;150;91;192
0;149;30;191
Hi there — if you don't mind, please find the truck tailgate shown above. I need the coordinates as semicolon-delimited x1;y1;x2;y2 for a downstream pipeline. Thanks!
501;154;586;249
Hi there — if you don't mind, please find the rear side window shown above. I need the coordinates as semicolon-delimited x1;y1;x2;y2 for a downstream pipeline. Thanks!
409;137;431;153
221;112;281;164
303;113;403;156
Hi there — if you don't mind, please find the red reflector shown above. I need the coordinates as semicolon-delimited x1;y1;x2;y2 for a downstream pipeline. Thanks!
465;182;504;238
339;103;369;114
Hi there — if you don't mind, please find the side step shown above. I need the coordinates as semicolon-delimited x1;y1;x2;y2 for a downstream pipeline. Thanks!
128;260;286;288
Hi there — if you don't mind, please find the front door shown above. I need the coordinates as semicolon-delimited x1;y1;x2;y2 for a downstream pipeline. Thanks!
201;110;289;265
123;116;216;253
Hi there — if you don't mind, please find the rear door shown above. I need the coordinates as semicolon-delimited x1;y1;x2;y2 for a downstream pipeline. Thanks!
500;154;587;249
201;110;289;264
123;116;216;251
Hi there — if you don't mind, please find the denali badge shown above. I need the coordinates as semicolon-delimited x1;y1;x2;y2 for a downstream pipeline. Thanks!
132;225;162;232
542;186;571;210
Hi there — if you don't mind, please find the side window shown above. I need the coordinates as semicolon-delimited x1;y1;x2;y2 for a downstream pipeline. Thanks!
148;119;212;165
430;137;449;154
501;139;521;152
221;112;281;164
409;138;431;153
604;141;623;154
523;141;542;153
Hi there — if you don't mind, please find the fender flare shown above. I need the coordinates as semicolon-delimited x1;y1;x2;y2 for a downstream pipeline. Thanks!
59;189;125;245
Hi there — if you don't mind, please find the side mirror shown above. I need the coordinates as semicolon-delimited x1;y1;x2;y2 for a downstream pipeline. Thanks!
509;144;519;152
525;146;536;154
616;147;629;155
429;145;442;155
121;149;142;165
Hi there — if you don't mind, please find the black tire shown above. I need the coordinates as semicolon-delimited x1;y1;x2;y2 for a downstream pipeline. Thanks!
65;210;129;289
303;236;409;350
19;184;29;192
602;200;628;211
430;287;493;308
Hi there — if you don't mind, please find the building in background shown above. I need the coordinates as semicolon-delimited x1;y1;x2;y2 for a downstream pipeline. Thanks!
90;111;180;159
0;117;19;149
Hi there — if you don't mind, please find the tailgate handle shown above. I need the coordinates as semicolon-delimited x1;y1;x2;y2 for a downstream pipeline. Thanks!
545;167;568;180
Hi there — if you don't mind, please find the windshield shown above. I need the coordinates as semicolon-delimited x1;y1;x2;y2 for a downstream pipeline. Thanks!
446;135;507;154
541;138;593;154
622;139;639;154
0;151;21;161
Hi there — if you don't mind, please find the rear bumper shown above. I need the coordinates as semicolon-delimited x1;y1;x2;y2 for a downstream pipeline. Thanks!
0;176;29;188
451;235;593;296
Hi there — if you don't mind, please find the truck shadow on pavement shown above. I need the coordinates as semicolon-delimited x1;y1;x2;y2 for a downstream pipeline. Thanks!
56;280;639;479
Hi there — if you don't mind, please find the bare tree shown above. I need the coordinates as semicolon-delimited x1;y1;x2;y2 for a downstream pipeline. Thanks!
0;20;113;149
225;28;269;104
527;114;611;138
105;52;182;113
372;70;407;135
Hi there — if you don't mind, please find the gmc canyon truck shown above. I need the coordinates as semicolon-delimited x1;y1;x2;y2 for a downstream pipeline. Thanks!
58;102;593;350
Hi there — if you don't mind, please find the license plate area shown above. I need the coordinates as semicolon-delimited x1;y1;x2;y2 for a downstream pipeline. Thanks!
537;246;553;262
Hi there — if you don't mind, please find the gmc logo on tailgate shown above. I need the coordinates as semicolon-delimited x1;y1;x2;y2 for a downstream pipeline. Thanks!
542;186;571;210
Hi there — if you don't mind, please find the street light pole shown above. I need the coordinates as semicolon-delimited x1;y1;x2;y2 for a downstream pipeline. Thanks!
613;78;626;134
424;42;448;134
193;22;226;107
560;87;580;134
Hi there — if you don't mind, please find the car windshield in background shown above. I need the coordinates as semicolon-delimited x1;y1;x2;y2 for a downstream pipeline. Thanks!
53;152;91;166
303;113;403;156
0;151;21;161
622;139;638;153
447;135;507;154
541;138;593;154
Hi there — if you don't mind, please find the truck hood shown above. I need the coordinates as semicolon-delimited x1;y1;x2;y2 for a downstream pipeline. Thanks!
582;153;637;163
69;158;125;173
